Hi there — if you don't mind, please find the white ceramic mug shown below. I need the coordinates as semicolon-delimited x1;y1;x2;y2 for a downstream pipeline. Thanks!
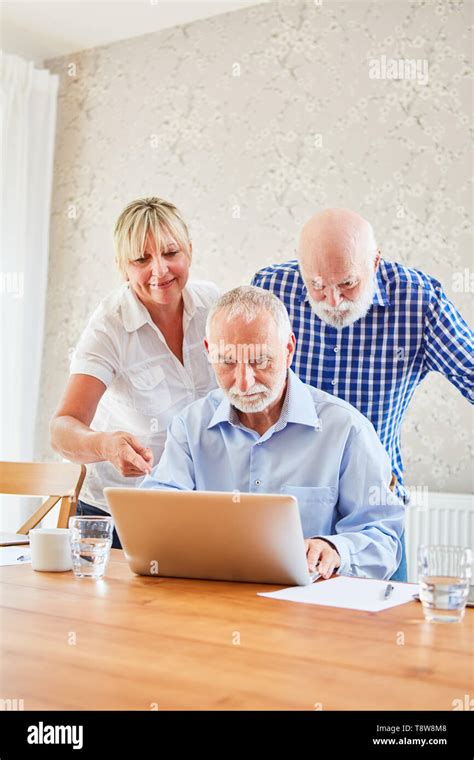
29;528;73;572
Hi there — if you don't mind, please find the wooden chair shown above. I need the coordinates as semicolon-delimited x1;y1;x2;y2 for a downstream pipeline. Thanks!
0;461;86;539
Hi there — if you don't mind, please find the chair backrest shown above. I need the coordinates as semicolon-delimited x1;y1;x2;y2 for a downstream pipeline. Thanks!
0;461;86;533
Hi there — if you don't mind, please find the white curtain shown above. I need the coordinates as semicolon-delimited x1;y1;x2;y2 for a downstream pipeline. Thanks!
1;53;58;530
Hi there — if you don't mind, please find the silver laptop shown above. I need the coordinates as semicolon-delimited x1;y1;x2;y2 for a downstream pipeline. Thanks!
104;488;319;586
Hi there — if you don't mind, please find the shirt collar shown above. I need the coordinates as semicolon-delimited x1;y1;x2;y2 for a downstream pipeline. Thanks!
207;368;321;433
121;284;150;332
121;281;203;333
297;261;390;307
373;264;390;306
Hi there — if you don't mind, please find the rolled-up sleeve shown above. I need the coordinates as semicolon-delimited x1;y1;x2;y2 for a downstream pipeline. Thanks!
140;415;196;491
70;314;120;387
317;423;404;580
423;282;474;403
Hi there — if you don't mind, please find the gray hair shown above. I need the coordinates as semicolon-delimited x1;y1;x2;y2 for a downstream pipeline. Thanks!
205;285;292;341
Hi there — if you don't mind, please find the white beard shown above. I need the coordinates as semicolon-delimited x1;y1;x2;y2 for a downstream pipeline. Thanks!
222;365;288;414
307;276;376;329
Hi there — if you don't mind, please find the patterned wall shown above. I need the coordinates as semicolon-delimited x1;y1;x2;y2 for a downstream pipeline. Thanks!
38;0;473;494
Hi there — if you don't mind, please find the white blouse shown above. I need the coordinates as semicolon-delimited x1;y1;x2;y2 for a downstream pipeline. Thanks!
70;280;220;510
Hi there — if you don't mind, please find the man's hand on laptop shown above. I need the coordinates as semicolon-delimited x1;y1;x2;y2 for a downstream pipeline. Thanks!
101;431;153;477
304;538;341;580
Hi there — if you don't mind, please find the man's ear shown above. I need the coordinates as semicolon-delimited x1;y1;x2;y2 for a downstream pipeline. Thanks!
374;248;381;272
286;333;296;367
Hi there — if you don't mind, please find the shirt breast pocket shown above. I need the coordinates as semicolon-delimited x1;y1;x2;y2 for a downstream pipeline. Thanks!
128;364;172;414
280;485;338;539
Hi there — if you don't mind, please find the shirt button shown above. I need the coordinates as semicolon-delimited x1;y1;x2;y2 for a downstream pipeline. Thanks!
334;346;339;352
255;480;262;486
331;380;336;386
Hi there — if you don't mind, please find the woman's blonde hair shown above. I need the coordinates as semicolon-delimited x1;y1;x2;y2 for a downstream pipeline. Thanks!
114;197;191;276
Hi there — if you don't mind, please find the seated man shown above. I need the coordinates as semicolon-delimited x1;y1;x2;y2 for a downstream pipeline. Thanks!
141;286;404;580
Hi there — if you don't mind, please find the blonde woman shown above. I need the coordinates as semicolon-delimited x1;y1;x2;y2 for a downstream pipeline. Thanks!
51;197;219;546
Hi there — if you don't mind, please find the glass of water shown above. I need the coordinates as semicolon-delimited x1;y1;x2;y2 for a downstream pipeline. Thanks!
69;516;114;579
418;545;472;623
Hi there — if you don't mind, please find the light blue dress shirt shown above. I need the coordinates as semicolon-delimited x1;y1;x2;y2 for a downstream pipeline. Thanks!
141;369;404;579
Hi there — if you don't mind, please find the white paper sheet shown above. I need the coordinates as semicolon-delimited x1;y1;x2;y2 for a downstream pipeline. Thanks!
257;576;419;611
0;532;30;546
0;547;32;566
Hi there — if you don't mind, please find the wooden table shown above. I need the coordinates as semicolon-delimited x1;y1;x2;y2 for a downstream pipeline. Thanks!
1;550;472;710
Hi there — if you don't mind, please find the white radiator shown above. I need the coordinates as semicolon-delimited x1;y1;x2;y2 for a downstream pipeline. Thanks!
405;491;474;582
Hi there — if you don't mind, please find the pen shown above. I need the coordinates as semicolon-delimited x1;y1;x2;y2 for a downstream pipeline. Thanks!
384;583;394;599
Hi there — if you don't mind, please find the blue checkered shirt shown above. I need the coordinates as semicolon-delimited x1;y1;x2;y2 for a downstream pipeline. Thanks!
251;259;474;497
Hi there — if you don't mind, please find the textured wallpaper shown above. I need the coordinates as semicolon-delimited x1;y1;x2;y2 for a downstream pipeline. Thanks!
38;0;473;495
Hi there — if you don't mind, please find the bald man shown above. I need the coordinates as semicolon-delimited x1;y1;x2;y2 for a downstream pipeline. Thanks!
251;208;473;581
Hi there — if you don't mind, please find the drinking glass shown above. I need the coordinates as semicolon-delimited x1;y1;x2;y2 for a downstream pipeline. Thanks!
417;545;472;623
69;516;114;579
